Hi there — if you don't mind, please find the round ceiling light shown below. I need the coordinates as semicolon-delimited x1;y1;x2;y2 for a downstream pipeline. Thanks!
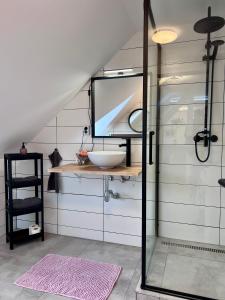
152;29;177;44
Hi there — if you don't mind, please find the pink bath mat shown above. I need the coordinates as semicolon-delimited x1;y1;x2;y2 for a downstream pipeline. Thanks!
15;254;122;300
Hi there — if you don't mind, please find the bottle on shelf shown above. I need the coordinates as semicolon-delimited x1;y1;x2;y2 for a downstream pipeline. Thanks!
20;142;27;155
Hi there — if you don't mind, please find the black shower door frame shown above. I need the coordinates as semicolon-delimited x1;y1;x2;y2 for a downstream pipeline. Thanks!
141;1;218;300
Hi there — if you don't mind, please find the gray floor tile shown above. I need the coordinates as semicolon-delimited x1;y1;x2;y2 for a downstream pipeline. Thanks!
0;234;139;300
137;294;159;300
39;293;65;300
162;253;225;300
16;288;43;300
125;262;141;300
0;282;23;300
147;251;167;287
79;240;140;268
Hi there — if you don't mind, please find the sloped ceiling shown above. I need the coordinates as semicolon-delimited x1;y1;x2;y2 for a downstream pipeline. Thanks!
0;0;142;155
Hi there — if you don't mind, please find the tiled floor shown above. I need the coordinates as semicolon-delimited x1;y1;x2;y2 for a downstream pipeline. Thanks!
147;237;225;300
0;233;141;300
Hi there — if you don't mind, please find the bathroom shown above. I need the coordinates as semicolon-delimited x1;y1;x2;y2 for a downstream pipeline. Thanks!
1;0;225;299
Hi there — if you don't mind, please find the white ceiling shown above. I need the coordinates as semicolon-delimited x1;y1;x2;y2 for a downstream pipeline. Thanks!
152;0;225;26
151;0;225;41
0;0;142;155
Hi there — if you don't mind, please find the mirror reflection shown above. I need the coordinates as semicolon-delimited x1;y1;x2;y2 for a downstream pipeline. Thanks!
91;74;143;137
128;109;143;133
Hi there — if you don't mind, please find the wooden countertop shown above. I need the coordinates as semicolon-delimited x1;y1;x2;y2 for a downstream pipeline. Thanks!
48;164;142;177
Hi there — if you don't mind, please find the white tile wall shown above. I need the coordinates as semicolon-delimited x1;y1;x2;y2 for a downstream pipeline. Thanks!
104;214;141;236
58;194;103;214
159;221;219;245
104;232;141;247
10;30;225;249
160;103;223;125
159;31;225;246
159;202;220;228
160;82;224;106
14;37;143;246
160;164;220;186
160;183;220;207
58;210;102;231
57;109;89;127
160;145;222;166
160;124;222;145
58;225;103;241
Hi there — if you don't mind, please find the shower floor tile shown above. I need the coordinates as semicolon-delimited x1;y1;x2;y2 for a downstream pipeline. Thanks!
163;254;225;299
147;238;225;300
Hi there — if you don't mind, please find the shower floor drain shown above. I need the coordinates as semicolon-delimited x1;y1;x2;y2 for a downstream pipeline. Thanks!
161;241;225;254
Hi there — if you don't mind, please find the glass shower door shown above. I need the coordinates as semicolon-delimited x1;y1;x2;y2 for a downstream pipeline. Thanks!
142;0;158;286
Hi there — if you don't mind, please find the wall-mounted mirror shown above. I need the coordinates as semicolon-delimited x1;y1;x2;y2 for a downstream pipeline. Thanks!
91;74;143;138
128;108;143;133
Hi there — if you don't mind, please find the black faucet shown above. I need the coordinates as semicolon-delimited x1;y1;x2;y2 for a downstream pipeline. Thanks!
119;138;131;167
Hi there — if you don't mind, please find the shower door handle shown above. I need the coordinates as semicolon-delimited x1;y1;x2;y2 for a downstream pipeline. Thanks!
149;131;155;165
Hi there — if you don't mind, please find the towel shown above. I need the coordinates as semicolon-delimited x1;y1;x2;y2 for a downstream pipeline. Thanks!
48;148;62;193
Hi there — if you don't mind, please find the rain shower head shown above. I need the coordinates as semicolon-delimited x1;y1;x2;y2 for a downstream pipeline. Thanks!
194;16;225;34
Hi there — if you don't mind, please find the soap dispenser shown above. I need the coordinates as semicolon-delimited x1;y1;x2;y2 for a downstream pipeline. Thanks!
20;142;27;155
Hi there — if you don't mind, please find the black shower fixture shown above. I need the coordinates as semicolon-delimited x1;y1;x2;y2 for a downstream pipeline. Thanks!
194;15;225;34
193;7;225;163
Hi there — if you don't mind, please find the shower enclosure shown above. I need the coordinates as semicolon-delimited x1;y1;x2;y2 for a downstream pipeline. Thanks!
142;0;225;299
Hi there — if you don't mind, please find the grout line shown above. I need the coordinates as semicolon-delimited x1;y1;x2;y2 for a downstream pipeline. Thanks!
158;201;221;209
120;34;225;50
63;108;89;111
105;58;225;70
159;220;220;229
58;224;102;233
103;230;141;237
159;162;222;167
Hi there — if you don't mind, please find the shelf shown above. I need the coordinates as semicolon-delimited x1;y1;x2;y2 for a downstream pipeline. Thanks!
7;228;42;243
6;176;42;188
4;152;43;160
4;152;44;250
48;163;142;177
7;197;42;216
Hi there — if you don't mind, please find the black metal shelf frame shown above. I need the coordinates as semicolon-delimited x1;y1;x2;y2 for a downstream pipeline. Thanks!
4;152;44;250
141;1;218;300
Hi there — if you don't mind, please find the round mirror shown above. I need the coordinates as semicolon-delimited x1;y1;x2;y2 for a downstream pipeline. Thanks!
128;109;143;133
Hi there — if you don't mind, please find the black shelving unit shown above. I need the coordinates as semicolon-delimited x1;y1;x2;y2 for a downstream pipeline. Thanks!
4;153;44;250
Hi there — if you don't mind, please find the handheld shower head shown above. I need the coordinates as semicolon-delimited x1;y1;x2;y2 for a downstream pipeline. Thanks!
211;39;224;59
211;40;225;47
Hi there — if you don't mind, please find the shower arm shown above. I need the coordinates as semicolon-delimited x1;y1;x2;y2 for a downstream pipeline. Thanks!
203;32;210;146
194;41;219;163
203;6;212;147
193;6;225;162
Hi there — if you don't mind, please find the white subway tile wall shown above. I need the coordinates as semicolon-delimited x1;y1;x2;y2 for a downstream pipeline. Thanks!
11;31;225;248
158;32;225;245
11;33;145;247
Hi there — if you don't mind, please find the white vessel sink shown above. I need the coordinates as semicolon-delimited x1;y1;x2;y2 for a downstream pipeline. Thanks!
88;151;126;169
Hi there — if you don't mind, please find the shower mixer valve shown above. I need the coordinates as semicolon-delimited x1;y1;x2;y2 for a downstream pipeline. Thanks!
193;130;218;146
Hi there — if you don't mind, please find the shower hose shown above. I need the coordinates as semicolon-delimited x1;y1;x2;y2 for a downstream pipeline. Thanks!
195;56;215;162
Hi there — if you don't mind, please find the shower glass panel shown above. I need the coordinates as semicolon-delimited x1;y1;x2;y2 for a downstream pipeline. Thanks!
145;21;157;275
142;0;158;287
142;0;225;299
